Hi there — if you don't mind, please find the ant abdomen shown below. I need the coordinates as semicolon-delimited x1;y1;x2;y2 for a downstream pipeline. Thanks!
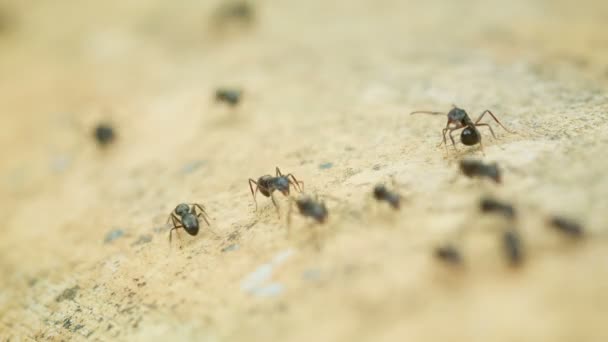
461;127;480;146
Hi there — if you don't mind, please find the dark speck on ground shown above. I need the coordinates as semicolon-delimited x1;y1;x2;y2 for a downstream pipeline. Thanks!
94;123;116;146
131;234;153;246
104;229;125;243
51;155;72;173
56;285;80;302
222;244;240;252
319;162;333;170
180;160;207;174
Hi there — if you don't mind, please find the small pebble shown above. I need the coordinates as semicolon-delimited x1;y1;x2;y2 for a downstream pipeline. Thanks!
131;234;153;246
319;162;333;170
181;160;206;174
104;229;125;243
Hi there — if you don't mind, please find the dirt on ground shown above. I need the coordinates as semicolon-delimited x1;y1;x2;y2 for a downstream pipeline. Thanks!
1;0;608;341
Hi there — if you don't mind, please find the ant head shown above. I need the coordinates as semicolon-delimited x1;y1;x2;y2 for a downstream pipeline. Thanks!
447;107;468;124
275;176;290;196
461;127;480;146
175;203;190;216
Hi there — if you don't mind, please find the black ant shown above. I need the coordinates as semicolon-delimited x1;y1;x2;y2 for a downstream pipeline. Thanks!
215;88;242;106
411;105;513;152
502;229;524;266
460;159;501;183
548;216;584;238
373;184;401;209
288;195;328;226
479;197;516;220
166;203;215;245
248;167;304;215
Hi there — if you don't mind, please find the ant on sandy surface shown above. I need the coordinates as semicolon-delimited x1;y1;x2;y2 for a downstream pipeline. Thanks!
478;197;523;266
411;105;514;152
249;167;304;215
548;215;584;238
215;88;242;106
460;159;501;183
502;228;524;267
288;194;329;226
373;183;402;210
167;203;216;245
479;197;516;220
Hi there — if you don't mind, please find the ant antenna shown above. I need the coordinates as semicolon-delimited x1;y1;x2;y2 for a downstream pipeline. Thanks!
410;110;444;115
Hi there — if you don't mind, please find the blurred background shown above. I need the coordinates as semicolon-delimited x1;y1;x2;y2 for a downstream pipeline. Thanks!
1;0;608;340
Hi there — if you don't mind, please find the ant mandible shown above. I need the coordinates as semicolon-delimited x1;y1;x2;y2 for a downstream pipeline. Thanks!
411;105;514;152
248;167;304;216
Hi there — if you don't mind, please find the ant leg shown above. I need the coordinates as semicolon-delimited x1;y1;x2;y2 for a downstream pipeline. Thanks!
436;126;449;148
478;136;486;155
169;226;183;244
191;203;211;225
476;110;514;133
275;167;283;177
248;179;259;211
475;123;497;139
196;213;219;236
448;129;458;151
270;192;280;218
169;215;183;244
446;126;466;151
167;213;180;226
286;173;304;192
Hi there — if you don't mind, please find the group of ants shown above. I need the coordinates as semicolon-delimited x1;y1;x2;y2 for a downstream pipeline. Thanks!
159;104;584;267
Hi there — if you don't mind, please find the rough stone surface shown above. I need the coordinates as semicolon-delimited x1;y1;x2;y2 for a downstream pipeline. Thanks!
1;0;608;341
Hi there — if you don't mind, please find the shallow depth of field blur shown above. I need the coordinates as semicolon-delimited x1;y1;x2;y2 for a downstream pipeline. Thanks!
1;0;608;341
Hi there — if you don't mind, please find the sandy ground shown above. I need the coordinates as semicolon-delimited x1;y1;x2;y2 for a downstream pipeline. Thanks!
1;0;608;341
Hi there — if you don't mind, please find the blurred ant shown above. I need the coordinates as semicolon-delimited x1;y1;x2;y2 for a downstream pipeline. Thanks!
287;194;330;250
288;194;328;226
479;197;516;220
434;244;462;265
502;229;524;266
167;203;216;245
460;159;501;183
93;123;116;146
411;105;513;152
249;167;304;215
548;216;584;238
215;88;242;106
373;184;401;209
